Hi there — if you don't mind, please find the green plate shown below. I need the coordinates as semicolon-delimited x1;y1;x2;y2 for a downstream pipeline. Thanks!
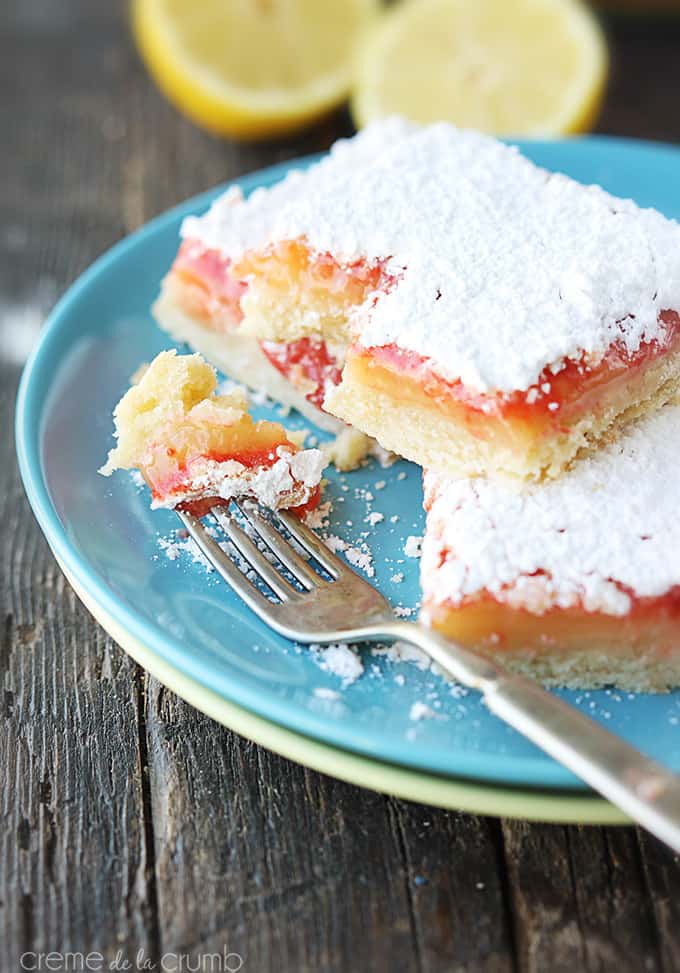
59;558;627;824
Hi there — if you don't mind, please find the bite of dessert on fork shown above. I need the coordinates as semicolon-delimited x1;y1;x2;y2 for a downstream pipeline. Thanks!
99;349;325;517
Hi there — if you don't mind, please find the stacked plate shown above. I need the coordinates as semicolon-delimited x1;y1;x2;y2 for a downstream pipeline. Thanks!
16;139;680;823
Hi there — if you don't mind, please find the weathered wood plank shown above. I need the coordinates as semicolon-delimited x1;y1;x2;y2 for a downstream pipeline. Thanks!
502;821;588;972
0;2;157;968
388;803;516;972
0;390;157;967
501;820;676;973
636;830;680;972
596;21;680;143
145;681;422;972
567;826;661;971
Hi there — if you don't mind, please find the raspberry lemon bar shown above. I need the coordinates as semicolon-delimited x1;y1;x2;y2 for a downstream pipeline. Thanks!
156;119;680;480
154;119;413;435
100;350;325;515
419;403;680;691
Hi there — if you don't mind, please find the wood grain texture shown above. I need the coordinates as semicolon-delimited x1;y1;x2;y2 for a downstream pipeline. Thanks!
501;821;667;972
145;684;422;971
3;2;680;971
0;371;158;964
595;18;680;145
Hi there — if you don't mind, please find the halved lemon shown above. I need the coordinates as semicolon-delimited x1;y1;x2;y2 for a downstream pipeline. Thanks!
352;0;608;137
132;0;380;140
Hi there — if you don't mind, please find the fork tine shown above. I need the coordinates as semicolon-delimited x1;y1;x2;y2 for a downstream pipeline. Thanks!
235;501;324;590
276;509;345;578
212;508;300;601
177;511;276;616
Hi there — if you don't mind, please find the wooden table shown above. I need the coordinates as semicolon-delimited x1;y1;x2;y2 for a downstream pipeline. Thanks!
3;3;680;970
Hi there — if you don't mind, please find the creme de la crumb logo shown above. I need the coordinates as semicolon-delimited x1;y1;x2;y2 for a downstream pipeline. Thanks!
19;948;244;972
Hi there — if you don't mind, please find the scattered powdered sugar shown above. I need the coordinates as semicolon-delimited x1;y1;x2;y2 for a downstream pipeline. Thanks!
313;687;341;701
158;537;181;561
184;119;680;393
409;701;437;721
129;470;146;490
304;499;332;529
372;641;431;671
158;523;269;580
313;643;364;687
344;545;375;578
324;533;347;554
365;511;384;526
450;684;470;700
323;532;375;578
421;402;680;616
158;534;213;571
404;535;423;558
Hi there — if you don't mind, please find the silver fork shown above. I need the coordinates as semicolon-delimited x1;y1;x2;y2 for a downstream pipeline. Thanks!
178;501;680;852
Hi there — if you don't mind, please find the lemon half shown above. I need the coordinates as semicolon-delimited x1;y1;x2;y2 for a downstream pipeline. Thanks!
133;0;380;140
352;0;608;137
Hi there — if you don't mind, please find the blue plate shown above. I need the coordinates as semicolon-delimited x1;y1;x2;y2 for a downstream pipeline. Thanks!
16;136;680;792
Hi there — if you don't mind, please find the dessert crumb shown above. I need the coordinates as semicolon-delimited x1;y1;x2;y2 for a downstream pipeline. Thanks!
345;545;375;578
373;641;431;670
404;535;423;558
129;470;146;490
410;701;436;721
305;500;332;529
323;427;372;471
313;687;341;701
314;643;364;687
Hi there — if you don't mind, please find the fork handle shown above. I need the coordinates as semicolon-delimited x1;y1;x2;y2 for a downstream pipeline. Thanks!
373;620;680;851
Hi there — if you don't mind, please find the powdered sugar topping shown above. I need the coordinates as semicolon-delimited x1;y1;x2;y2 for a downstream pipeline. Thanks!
182;119;680;393
151;446;325;511
421;404;680;616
